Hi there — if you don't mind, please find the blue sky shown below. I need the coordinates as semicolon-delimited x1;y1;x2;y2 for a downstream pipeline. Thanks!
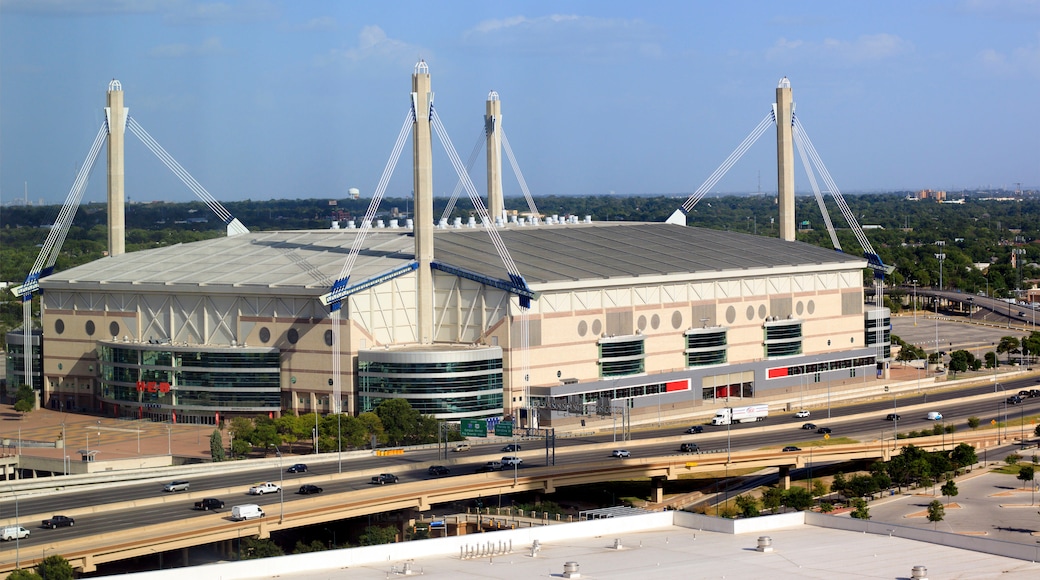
1;0;1038;206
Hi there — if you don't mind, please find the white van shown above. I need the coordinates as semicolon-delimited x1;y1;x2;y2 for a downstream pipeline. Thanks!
1;526;29;541
927;411;943;421
231;504;265;521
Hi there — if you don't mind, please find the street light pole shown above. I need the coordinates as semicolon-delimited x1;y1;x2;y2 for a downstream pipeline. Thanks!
911;280;918;326
934;243;946;371
274;446;284;523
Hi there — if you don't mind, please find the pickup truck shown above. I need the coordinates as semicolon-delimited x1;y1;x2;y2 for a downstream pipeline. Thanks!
194;498;225;511
43;515;75;529
370;473;399;485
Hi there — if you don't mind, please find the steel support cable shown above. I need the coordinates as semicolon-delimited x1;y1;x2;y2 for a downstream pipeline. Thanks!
680;113;774;213
792;125;842;251
440;126;487;222
126;118;235;224
500;131;540;217
23;300;32;390
38;123;108;274
431;108;521;277
335;108;414;283
794;117;876;257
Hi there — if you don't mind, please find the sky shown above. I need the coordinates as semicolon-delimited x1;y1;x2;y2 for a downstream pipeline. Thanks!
1;0;1039;207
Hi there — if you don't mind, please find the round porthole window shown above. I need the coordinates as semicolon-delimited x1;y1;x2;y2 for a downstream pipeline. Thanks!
287;328;300;344
85;320;95;336
55;319;65;335
324;329;333;346
259;327;271;343
109;321;120;336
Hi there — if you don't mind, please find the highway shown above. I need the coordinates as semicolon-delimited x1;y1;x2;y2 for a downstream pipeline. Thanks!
2;373;1038;562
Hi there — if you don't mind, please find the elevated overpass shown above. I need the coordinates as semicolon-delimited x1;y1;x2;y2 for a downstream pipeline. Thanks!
0;433;1001;575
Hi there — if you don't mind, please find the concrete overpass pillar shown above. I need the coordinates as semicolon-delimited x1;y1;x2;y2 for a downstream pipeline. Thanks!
778;465;791;490
650;476;666;504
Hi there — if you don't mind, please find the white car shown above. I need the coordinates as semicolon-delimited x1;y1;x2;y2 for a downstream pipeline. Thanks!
611;449;631;458
794;410;810;418
501;456;523;466
0;526;29;541
248;482;281;495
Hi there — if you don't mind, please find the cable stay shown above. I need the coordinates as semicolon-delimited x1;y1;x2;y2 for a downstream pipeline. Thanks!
126;117;248;236
440;126;486;221
500;130;540;218
791;123;842;252
668;113;775;224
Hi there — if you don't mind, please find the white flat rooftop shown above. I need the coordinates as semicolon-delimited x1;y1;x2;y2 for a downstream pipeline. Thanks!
106;510;1040;580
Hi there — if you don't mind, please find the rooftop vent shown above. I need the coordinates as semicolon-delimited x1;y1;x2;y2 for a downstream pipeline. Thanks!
562;561;581;578
911;566;928;580
756;536;773;552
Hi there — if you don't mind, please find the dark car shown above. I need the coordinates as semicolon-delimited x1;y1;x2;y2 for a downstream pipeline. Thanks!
801;422;816;430
297;484;323;495
42;515;75;529
1029;389;1040;398
427;465;450;476
782;446;801;452
885;413;901;421
1006;395;1023;405
684;426;704;434
817;427;832;434
679;443;699;453
474;464;497;473
287;463;308;473
194;498;225;511
1018;390;1031;398
371;473;399;485
501;444;521;452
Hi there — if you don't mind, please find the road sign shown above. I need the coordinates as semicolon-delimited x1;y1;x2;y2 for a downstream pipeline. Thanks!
460;419;487;438
494;421;513;437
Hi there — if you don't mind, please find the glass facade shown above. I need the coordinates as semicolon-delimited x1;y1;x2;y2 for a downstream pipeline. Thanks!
599;335;645;377
764;319;803;358
685;327;727;367
97;341;281;416
865;308;892;361
358;347;503;419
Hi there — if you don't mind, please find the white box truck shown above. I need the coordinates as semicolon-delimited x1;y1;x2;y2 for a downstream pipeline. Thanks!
711;404;769;425
231;504;265;521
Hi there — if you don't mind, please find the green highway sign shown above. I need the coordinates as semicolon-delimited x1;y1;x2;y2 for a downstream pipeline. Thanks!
460;419;487;438
494;421;513;437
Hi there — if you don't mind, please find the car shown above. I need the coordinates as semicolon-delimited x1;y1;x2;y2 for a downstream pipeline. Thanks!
684;425;704;434
885;413;901;421
501;456;523;466
248;482;281;495
1029;389;1040;398
194;498;225;511
1006;395;1023;405
474;464;497;473
801;422;816;430
287;463;308;473
611;449;631;458
782;446;801;452
482;461;504;471
1018;390;1031;397
297;484;323;495
453;443;471;452
794;410;810;418
679;443;700;453
427;465;450;476
162;480;190;492
817;427;832;434
371;473;399;485
501;444;522;452
42;515;75;529
0;526;29;541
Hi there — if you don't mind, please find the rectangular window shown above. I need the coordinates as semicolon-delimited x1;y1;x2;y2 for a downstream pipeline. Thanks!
598;335;645;377
764;319;803;358
685;327;727;367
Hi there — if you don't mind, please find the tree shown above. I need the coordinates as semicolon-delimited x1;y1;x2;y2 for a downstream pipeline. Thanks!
985;351;998;369
734;494;760;518
950;443;978;472
761;486;785;513
812;479;828;498
997;336;1020;364
13;384;35;414
1017;465;1035;505
847;474;880;499
276;414;307;453
1005;454;1020;466
830;472;848;497
941;478;958;505
252;416;282;454
239;537;284;559
210;429;226;462
926;499;945;529
229;417;255;457
850;498;870;519
358;525;398;546
948;350;970;377
374;399;422;446
7;570;42;580
36;555;74;580
784;487;814;511
967;416;980;430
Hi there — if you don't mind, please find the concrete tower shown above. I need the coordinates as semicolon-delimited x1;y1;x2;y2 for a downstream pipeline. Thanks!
485;91;504;220
106;79;127;256
412;61;435;344
774;77;795;242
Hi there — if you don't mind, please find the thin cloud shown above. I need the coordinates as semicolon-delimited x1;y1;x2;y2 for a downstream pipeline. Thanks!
318;25;423;67
767;33;913;65
149;36;227;58
463;14;663;59
971;35;1040;77
296;15;338;32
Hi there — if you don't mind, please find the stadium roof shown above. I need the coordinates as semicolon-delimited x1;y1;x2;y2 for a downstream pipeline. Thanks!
40;222;865;296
